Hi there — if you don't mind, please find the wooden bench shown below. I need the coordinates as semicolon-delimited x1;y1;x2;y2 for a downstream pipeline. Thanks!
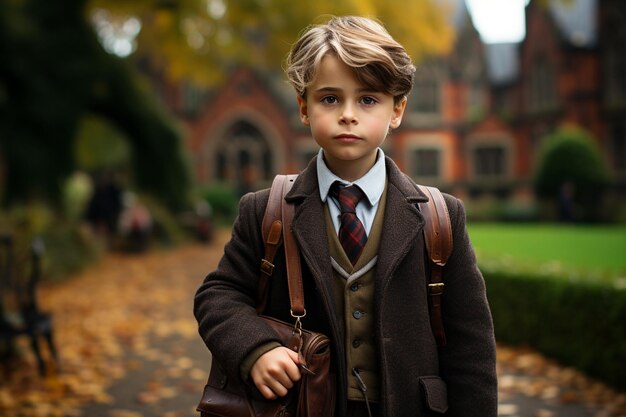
0;234;58;375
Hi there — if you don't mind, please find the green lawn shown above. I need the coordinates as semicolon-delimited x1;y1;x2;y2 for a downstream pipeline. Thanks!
466;223;626;278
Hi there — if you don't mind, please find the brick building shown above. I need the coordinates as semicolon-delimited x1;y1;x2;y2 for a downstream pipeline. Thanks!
161;0;625;204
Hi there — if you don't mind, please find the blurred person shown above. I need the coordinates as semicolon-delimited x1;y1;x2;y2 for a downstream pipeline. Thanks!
194;199;213;243
118;192;152;253
194;16;497;417
85;171;122;241
558;181;577;222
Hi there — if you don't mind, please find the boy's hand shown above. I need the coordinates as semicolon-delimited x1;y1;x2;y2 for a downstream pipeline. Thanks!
250;346;301;399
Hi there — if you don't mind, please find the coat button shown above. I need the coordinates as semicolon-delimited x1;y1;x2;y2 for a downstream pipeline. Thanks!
352;338;362;348
350;283;359;292
352;310;363;319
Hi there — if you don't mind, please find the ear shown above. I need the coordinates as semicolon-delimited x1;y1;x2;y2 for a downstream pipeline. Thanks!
297;95;309;126
390;97;407;129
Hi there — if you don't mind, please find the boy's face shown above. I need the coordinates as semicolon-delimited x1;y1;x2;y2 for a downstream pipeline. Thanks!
297;54;407;181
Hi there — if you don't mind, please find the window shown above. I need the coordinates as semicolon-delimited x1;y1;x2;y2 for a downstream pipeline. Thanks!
605;43;626;106
529;56;558;112
531;125;551;154
474;146;506;177
610;123;626;173
181;83;205;115
412;148;441;179
467;79;485;120
413;74;441;114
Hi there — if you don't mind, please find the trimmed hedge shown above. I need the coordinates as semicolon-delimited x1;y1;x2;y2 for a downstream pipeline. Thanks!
202;183;238;225
533;125;611;222
483;268;626;391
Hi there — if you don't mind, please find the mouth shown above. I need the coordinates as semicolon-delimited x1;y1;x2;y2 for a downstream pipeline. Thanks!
335;133;361;141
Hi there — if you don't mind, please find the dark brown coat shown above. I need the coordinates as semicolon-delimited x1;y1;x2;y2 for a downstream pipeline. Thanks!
194;156;497;416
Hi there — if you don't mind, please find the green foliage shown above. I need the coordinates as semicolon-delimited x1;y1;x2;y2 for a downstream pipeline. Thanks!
40;222;103;281
88;0;455;87
0;0;94;204
62;172;93;221
465;197;540;223
470;222;626;390
140;195;187;247
533;125;611;222
74;114;131;172
0;0;191;210
483;267;626;391
0;203;103;282
202;183;238;224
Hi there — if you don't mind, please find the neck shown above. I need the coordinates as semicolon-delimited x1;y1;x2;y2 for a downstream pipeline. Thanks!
323;152;377;183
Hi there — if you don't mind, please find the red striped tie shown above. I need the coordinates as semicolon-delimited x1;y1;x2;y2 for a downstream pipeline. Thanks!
331;183;367;265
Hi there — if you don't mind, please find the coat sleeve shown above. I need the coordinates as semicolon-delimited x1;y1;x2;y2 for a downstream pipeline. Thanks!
438;195;498;416
193;190;284;383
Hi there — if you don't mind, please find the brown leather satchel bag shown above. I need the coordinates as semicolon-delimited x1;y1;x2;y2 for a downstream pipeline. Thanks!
197;174;336;417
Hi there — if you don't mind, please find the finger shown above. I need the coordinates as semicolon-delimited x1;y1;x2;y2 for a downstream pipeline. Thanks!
257;384;278;400
285;348;301;365
266;363;296;390
273;349;301;385
263;377;290;397
283;349;302;382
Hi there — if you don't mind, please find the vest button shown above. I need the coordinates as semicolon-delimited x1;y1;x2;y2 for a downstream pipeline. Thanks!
350;283;359;292
352;338;362;348
352;310;363;319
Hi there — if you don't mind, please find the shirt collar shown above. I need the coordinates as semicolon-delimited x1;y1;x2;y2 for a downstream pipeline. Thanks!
317;148;386;206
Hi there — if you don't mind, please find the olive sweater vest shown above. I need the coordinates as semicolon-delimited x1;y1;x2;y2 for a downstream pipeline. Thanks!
324;184;388;402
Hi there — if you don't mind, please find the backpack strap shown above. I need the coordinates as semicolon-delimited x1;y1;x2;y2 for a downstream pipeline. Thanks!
258;176;453;347
281;176;305;317
417;185;453;348
256;174;298;314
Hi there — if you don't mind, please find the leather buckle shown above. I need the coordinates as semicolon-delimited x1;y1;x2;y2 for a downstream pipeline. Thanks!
428;282;445;296
260;259;275;276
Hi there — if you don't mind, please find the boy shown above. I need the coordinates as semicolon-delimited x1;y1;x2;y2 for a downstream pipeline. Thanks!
194;15;497;417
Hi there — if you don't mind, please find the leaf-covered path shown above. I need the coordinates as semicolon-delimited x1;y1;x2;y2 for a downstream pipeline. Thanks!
1;229;624;417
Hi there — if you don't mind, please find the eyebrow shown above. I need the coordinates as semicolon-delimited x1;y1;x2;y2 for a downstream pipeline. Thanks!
313;86;380;94
313;87;341;94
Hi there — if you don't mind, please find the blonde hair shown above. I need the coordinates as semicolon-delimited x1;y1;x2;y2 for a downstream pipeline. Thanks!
285;16;415;104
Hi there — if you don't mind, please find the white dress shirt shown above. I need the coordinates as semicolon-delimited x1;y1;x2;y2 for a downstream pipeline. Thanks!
316;148;386;236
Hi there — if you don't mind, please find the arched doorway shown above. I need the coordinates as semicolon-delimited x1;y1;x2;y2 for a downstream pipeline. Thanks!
214;120;273;195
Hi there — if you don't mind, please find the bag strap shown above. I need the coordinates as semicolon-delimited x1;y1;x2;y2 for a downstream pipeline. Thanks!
417;185;453;348
281;176;305;317
257;174;302;315
259;176;452;346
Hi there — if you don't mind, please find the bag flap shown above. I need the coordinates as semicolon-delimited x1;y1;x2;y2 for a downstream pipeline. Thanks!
419;376;448;413
197;384;249;415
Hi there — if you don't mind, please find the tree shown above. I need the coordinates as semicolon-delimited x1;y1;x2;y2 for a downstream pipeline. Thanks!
533;125;611;222
0;0;190;210
86;0;456;86
1;0;455;209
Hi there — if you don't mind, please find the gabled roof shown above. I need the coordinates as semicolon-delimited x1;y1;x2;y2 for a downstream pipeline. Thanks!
450;0;470;28
484;42;520;86
548;0;597;48
482;0;598;86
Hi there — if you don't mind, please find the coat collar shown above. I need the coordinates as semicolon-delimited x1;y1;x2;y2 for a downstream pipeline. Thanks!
287;155;428;301
285;155;429;204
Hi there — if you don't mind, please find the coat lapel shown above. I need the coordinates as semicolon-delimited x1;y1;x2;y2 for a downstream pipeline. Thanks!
375;157;428;292
285;160;337;320
285;156;429;305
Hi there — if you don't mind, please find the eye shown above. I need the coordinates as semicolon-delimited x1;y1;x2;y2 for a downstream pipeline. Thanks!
321;96;338;105
361;96;378;106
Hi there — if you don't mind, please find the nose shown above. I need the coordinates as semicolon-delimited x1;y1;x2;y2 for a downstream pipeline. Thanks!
339;103;357;124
